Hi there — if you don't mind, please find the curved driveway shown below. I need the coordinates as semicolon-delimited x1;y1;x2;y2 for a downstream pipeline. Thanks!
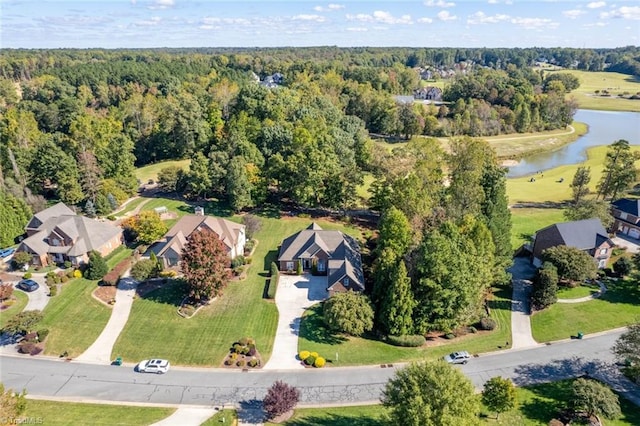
15;275;50;312
0;330;628;407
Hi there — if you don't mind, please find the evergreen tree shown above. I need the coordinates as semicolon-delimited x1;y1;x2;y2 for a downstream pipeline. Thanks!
84;199;96;217
106;193;118;211
597;139;638;200
531;261;558;310
85;251;108;280
0;190;31;247
570;166;591;204
379;260;415;336
187;152;212;198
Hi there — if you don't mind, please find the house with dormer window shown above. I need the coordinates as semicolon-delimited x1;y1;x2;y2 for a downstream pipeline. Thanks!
277;223;364;296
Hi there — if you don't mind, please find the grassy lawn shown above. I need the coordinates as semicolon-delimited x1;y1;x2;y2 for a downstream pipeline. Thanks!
140;197;194;219
268;404;387;426
201;409;237;425
0;290;28;328
488;122;587;160
556;283;599;299
135;159;191;183
510;208;565;250
115;197;148;217
355;173;375;205
531;278;640;342
297;285;512;366
40;277;112;357
507;145;640;204
24;399;174;426
544;69;640;112
112;214;363;366
105;246;134;269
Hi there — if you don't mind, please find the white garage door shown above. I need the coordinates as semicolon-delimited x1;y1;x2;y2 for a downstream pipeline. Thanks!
629;228;640;239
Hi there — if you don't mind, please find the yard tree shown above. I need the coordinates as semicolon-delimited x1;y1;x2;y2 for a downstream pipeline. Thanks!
541;245;598;283
571;378;621;421
130;259;159;281
379;260;415;336
11;251;32;269
186;152;212;198
85;250;108;280
570;166;591;204
563;199;613;229
0;383;27;422
612;322;640;382
226;156;253;212
0;190;31;247
482;376;517;419
122;211;168;245
613;256;632;277
377;206;412;257
263;381;300;421
2;310;43;335
157;165;185;192
597;139;638;201
181;228;231;301
242;214;261;239
323;291;374;337
382;361;480;426
531;261;559;311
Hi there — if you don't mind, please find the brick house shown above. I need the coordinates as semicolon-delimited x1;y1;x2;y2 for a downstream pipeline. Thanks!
611;198;640;239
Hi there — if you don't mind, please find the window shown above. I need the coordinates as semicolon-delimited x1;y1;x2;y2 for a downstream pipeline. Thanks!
600;248;608;255
344;277;350;286
286;261;294;271
620;212;628;220
317;260;325;272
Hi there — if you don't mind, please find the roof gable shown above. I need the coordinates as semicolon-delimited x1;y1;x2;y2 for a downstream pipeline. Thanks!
537;218;611;251
612;198;640;216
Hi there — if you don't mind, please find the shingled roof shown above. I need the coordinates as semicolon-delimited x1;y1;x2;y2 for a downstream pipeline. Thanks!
612;198;640;216
533;218;612;259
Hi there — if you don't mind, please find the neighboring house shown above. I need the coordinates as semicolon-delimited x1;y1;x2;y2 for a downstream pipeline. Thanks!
151;215;246;269
611;198;640;239
19;202;123;267
393;95;415;105
531;218;613;268
277;223;364;296
413;86;443;101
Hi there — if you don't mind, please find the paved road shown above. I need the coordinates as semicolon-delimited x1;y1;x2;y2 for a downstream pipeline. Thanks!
0;330;624;407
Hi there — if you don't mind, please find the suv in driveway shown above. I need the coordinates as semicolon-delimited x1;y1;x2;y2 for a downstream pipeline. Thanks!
16;279;39;292
444;351;471;364
137;359;170;374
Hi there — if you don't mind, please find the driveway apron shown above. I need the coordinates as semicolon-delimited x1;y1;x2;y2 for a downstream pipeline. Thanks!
509;257;540;349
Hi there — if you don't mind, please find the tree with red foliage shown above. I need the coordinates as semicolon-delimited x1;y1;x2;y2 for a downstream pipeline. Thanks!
181;228;231;302
263;380;300;421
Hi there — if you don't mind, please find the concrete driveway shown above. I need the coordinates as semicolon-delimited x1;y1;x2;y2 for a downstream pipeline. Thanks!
14;275;49;312
508;257;540;349
262;274;328;370
612;234;640;254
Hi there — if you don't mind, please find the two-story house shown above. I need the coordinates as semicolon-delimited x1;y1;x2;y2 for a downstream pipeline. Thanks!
531;218;613;269
611;198;640;239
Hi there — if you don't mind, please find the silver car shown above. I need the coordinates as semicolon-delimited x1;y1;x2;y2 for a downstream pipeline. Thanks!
137;358;170;374
444;351;471;364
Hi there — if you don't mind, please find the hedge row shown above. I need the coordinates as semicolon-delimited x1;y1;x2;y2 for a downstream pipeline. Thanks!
386;334;427;347
102;258;132;286
267;261;279;299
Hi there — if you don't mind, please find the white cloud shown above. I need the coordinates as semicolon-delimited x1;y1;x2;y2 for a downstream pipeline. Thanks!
424;0;455;8
488;0;513;3
587;1;606;8
600;6;640;20
137;16;162;26
437;10;457;21
148;0;174;9
346;27;368;32
314;4;345;12
467;11;510;24
293;14;326;22
510;17;558;29
346;11;413;25
418;17;434;23
562;9;586;19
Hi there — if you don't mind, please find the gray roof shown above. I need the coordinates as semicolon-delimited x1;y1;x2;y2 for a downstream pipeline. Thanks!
612;198;640;216
26;202;75;231
536;218;611;251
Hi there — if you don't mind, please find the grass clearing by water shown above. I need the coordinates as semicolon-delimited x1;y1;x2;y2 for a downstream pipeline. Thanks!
510;208;565;250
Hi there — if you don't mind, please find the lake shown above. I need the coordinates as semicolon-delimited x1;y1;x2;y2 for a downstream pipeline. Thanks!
507;109;640;177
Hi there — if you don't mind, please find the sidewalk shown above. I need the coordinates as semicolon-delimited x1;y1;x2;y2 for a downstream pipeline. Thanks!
75;275;138;364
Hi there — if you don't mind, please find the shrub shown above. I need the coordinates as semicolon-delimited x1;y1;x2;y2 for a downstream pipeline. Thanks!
231;256;245;269
480;317;497;331
66;269;75;279
245;257;253;265
73;270;82;278
102;258;132;286
304;355;316;366
244;240;255;254
2;311;43;335
239;337;250;345
159;270;176;278
248;359;259;367
444;333;455;340
130;259;158;281
60;275;68;283
296;260;303;275
224;359;233;366
48;285;57;297
233;344;242;353
13;251;32;269
17;341;36;354
236;360;245;367
23;272;32;279
267;262;279;299
248;344;257;357
230;353;238;360
85;251;108;280
310;352;319;358
63;261;72;269
36;329;49;341
298;213;311;219
0;283;14;301
106;215;116;221
314;357;326;368
263;381;300;420
386;334;426;347
469;326;477;334
299;350;310;361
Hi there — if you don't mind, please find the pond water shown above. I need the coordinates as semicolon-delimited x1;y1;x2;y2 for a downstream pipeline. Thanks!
506;109;640;177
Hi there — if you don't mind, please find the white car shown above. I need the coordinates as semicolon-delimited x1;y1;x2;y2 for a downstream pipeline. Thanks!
137;359;170;374
444;351;471;365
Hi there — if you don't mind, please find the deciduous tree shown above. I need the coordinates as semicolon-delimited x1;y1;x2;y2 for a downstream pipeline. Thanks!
263;381;300;421
0;383;27;422
181;229;231;301
612;322;640;382
482;376;517;419
382;361;480;426
571;378;621;421
122;211;168;245
563;199;613;229
323;291;374;337
541;245;598;283
531;262;559;310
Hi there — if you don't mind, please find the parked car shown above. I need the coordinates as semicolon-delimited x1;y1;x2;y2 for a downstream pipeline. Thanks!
444;351;471;365
0;247;15;258
16;279;39;292
137;359;170;374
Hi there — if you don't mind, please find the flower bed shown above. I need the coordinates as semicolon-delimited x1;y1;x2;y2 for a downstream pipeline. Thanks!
222;337;262;368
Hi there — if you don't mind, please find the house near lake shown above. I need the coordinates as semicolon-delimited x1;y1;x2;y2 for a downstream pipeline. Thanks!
278;223;364;296
611;198;640;239
531;218;613;269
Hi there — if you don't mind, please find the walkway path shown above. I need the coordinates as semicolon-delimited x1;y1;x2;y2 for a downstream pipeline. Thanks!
262;274;327;370
75;275;138;364
509;257;541;349
150;407;219;426
557;280;607;304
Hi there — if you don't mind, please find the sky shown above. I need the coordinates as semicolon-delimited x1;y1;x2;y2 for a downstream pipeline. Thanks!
1;0;638;49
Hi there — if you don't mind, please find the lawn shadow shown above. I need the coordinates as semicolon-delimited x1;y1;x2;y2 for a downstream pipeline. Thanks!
599;278;640;305
299;304;347;345
512;356;607;388
284;414;386;426
200;198;233;217
263;249;278;271
252;203;282;219
137;279;186;307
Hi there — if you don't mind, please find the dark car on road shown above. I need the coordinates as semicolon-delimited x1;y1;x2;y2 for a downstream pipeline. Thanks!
16;279;39;292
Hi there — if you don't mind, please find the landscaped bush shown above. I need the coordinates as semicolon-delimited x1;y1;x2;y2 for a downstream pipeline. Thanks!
248;344;257;356
73;269;82;278
63;261;72;269
48;285;57;297
314;357;326;368
296;260;303;275
102;258;132;286
85;251;108;280
159;270;176;278
469;326;477;334
299;350;310;361
224;359;233;365
310;351;318;358
106;215;116;221
480;317;497;331
267;262;279;299
37;328;49;341
0;283;14;301
17;341;36;354
248;358;259;367
386;334;427;347
231;256;245;269
444;333;455;340
236;360;245;367
244;240;255;254
130;259;158;281
244;257;253;265
304;355;316;366
66;269;75;279
23;272;32;279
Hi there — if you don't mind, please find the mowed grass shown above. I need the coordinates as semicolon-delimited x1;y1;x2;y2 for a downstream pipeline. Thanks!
115;197;148;216
278;379;640;426
135;159;191;183
531;278;640;342
24;399;175;426
297;285;512;366
556;283;599;299
201;409;238;425
510;208;565;250
507;145;640;204
544;69;640;112
112;214;363;366
0;290;28;328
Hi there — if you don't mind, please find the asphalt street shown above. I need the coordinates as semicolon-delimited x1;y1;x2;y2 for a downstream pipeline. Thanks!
0;330;623;407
